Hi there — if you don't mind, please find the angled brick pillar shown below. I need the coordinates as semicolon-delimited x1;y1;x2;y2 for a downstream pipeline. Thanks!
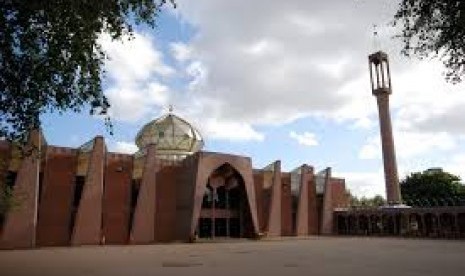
266;160;282;237
0;130;42;249
130;145;157;244
296;165;310;236
307;166;318;235
320;168;333;235
71;136;105;246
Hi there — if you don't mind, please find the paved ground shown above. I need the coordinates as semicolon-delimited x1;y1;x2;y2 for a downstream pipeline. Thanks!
1;237;465;276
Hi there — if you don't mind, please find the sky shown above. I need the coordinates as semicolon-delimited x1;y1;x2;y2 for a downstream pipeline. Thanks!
41;0;465;198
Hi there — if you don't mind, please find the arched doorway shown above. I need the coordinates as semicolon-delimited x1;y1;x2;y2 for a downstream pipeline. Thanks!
336;215;348;235
458;213;465;238
348;215;358;235
370;215;381;235
358;215;369;235
424;213;438;237
439;213;456;238
197;163;253;239
382;214;395;235
408;213;423;237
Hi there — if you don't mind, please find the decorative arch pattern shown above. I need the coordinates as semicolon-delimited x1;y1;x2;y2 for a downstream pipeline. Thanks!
190;153;259;239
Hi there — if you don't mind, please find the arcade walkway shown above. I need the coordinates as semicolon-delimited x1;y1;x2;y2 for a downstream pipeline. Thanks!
1;237;465;276
335;206;465;239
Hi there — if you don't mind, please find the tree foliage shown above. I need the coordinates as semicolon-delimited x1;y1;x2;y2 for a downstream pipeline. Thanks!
393;0;465;83
349;193;386;207
0;0;175;143
0;184;17;217
400;168;465;207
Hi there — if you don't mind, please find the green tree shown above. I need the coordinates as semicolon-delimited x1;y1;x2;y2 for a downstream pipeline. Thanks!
0;0;175;143
393;0;465;83
371;195;386;207
348;191;360;207
400;168;465;207
0;185;16;217
0;160;19;217
347;191;386;208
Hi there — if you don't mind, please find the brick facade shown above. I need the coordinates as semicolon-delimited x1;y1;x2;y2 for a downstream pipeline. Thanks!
0;134;348;249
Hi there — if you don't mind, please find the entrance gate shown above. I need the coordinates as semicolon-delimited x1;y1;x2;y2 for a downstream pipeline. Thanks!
196;164;250;238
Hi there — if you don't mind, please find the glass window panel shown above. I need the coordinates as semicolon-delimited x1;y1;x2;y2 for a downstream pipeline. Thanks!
290;166;302;196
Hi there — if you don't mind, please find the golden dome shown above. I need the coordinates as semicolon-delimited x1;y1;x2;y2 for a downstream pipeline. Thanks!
135;112;204;160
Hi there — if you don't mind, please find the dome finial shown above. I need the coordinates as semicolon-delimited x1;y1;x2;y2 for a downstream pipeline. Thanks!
168;104;174;113
372;24;382;52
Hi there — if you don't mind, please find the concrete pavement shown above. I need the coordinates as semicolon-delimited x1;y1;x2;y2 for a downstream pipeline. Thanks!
1;236;464;276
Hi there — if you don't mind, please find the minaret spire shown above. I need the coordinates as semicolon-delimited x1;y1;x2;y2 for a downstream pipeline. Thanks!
368;51;401;205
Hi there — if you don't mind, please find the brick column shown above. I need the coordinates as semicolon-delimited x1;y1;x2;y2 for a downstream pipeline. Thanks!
296;165;309;236
266;160;282;237
130;144;157;244
0;130;42;249
376;93;401;204
71;136;106;245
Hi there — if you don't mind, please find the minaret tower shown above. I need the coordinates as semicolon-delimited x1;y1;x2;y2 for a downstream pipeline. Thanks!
369;51;401;205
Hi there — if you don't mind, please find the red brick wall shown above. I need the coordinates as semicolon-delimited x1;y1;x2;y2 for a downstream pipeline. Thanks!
331;178;349;208
0;141;11;237
308;177;319;235
316;194;324;232
281;174;292;236
36;147;77;246
102;154;133;244
174;155;198;241
253;173;265;232
154;166;178;242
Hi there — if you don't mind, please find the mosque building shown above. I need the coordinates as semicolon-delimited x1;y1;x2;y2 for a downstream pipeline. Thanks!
0;110;349;249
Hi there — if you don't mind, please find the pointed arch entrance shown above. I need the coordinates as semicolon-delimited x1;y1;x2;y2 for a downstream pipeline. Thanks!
197;163;254;239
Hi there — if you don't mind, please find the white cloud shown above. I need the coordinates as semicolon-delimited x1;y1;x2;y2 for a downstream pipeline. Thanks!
396;131;456;158
113;141;138;154
173;0;400;127
443;153;465;182
359;136;380;160
100;32;173;122
100;33;173;84
244;39;281;56
196;118;264;142
105;82;169;122
170;42;193;62
315;56;352;80
186;61;208;91
99;0;465;166
359;131;456;160
334;171;385;198
101;1;465;147
289;131;318;147
168;0;465;152
286;13;332;36
392;61;465;135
